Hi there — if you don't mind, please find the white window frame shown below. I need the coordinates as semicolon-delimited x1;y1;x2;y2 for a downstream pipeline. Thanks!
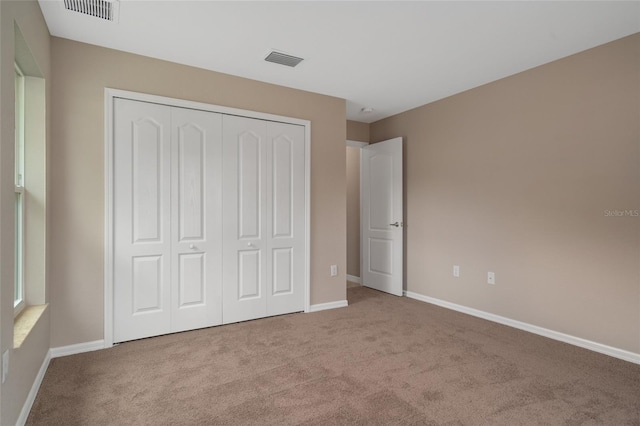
15;63;26;317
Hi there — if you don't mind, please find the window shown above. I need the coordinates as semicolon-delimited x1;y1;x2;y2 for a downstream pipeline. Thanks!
15;63;25;316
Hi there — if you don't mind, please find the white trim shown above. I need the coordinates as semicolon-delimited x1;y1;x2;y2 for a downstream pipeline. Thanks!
304;124;311;313
404;290;640;365
16;350;50;426
14;63;26;317
346;274;361;284
359;148;364;288
18;340;106;423
308;300;348;313
106;89;311;127
50;340;106;358
346;139;368;148
103;91;114;348
104;88;311;343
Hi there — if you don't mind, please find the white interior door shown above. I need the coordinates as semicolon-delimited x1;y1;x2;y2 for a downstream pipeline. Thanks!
222;115;268;323
222;116;305;323
114;100;224;342
265;121;305;316
170;107;223;332
114;99;172;342
361;137;403;296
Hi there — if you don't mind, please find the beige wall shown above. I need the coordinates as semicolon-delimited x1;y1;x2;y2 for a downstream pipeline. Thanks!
0;2;51;424
370;34;640;353
50;38;347;347
346;121;370;278
346;146;361;278
347;120;370;142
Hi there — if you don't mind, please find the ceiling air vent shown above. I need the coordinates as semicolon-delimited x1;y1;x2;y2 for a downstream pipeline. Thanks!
63;0;119;22
264;51;304;68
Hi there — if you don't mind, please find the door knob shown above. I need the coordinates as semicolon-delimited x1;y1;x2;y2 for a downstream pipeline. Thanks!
189;244;196;250
389;222;400;227
247;242;254;247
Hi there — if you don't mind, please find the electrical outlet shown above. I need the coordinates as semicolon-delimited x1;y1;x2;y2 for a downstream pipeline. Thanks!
488;271;496;285
453;265;460;277
330;264;338;277
2;350;8;384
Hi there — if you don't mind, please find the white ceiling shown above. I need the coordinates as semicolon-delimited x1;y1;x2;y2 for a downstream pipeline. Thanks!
38;1;640;123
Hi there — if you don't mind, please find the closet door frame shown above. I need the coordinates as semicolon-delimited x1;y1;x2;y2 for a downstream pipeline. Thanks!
103;88;311;348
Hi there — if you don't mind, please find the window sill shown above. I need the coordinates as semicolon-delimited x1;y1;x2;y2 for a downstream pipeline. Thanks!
14;304;48;349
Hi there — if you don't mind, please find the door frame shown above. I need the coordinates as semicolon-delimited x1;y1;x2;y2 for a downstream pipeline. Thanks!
103;88;311;348
346;140;368;285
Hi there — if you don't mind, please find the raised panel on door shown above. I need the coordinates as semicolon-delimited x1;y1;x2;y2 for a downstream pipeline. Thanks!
265;122;305;316
114;99;172;343
369;154;393;230
238;131;261;239
170;107;223;332
178;253;204;305
132;255;164;312
222;115;268;323
238;250;261;299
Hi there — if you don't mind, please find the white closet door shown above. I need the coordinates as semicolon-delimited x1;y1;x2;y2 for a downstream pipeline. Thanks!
112;97;307;341
114;99;172;342
222;116;268;323
170;107;223;332
266;122;305;316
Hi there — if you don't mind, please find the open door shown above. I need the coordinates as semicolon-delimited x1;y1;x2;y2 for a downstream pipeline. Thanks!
361;137;403;296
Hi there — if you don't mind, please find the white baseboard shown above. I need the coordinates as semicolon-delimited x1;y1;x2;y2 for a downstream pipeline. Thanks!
346;274;361;284
16;350;51;426
404;290;640;365
50;340;105;358
308;300;348;313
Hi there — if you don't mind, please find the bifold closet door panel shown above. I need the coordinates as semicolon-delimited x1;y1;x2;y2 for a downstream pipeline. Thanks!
113;98;306;340
266;122;305;316
222;115;269;323
222;116;306;323
170;107;223;332
114;99;172;342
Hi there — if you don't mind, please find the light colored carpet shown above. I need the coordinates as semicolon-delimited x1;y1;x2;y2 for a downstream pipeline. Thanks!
28;287;640;425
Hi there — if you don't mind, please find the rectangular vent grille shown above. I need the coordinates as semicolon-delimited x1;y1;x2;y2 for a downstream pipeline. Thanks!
64;0;114;21
265;51;304;68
